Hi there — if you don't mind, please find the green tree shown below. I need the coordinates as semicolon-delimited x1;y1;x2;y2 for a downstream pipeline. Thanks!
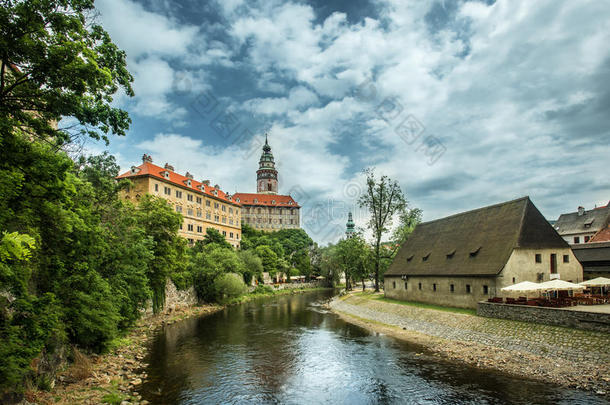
334;235;371;290
190;245;244;302
0;0;133;144
255;245;279;278
213;273;247;302
392;207;422;245
203;227;232;249
238;250;263;285
134;195;186;313
358;168;406;292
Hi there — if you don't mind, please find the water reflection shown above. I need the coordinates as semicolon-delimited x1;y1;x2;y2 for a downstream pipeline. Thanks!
141;290;608;404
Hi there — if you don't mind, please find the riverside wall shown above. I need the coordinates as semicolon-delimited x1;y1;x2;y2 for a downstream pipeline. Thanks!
477;302;610;333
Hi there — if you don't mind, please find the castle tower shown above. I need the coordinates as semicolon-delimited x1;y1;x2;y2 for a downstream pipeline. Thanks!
256;134;278;194
346;211;355;238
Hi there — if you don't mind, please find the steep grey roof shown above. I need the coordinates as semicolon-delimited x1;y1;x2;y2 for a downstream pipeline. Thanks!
572;241;610;263
386;197;568;277
554;206;610;236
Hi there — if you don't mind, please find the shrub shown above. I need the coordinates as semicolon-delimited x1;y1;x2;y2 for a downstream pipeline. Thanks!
252;285;274;295
213;273;247;302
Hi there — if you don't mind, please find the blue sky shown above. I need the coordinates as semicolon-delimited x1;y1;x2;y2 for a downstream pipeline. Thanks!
87;0;610;244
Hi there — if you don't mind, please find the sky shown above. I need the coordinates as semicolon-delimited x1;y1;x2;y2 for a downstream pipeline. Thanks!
86;0;610;244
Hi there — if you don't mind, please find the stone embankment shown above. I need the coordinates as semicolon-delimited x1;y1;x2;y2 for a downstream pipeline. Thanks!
330;292;610;396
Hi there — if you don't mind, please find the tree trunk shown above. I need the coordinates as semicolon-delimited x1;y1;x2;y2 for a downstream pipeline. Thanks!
362;278;365;291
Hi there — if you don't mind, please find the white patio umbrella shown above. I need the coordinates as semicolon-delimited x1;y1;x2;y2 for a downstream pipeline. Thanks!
579;277;610;287
538;280;585;291
501;281;543;292
579;277;610;295
539;279;585;298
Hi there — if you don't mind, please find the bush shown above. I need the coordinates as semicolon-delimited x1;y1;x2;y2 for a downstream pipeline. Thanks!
252;285;274;294
213;273;247;302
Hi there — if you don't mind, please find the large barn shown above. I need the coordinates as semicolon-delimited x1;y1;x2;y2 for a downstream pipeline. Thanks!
384;197;583;309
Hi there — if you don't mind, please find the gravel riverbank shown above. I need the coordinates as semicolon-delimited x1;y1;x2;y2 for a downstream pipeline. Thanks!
329;292;610;397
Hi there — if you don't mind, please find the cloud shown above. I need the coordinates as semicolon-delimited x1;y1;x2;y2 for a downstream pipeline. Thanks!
108;0;609;244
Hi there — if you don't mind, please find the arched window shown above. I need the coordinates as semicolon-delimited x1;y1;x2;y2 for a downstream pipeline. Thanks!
268;182;272;191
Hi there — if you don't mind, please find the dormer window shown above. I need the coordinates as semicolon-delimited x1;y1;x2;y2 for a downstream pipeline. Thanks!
469;246;481;257
584;218;594;228
422;253;430;261
272;200;276;205
162;171;169;179
446;249;456;259
289;201;293;205
236;198;240;203
186;179;192;187
406;255;414;262
130;166;141;174
254;198;258;203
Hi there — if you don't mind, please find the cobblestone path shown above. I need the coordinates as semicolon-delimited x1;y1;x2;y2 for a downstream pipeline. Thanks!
331;294;610;364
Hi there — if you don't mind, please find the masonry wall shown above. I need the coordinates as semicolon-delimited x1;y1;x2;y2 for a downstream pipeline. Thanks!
478;301;610;333
384;275;496;309
498;248;583;291
242;205;300;231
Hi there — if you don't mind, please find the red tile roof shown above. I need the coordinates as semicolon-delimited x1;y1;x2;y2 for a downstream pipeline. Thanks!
589;226;610;243
233;192;300;208
117;161;239;205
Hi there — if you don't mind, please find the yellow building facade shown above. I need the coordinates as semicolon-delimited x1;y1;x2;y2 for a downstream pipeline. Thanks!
117;155;242;248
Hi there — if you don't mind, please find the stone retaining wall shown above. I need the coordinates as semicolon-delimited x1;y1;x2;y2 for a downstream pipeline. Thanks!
477;302;610;333
273;281;321;290
144;280;198;314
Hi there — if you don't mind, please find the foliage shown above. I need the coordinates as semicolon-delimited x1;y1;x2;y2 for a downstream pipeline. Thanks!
213;273;247;302
238;249;263;285
392;207;422;246
202;227;233;249
133;195;185;313
358;168;407;291
255;245;279;276
0;0;134;145
190;245;244;303
334;235;373;290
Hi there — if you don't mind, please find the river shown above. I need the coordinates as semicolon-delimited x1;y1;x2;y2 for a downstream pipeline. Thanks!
140;289;607;404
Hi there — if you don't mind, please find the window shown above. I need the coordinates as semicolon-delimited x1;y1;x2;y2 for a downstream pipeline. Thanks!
535;253;541;263
206;200;211;207
236;233;240;239
187;224;193;231
222;217;227;224
433;283;437;292
584;236;590;242
214;202;219;209
197;226;202;233
450;284;454;293
175;190;182;198
404;282;408;290
466;285;471;294
418;283;422;290
196;197;202;204
563;255;569;263
214;215;219;222
222;230;227;236
187;194;193;201
175;206;182;213
229;218;234;225
469;247;481;257
187;208;193;216
392;281;396;289
422;253;430;261
206;212;211;220
197;210;202;218
164;186;171;195
222;205;226;212
483;285;489;295
574;236;580;244
230;232;234;238
512;277;516;283
406;255;414;262
155;184;159;192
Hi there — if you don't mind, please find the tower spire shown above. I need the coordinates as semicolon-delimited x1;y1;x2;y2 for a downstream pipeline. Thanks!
257;133;277;194
346;211;355;238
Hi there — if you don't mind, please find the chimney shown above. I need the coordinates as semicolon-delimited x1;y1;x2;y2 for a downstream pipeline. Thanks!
578;206;585;216
142;154;153;163
202;180;210;186
164;163;174;172
185;172;194;179
214;184;220;189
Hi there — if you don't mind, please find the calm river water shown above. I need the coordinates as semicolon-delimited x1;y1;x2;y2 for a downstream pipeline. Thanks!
140;289;607;404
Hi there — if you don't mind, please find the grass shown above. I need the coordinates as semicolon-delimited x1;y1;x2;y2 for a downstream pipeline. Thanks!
349;290;477;316
222;286;333;305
